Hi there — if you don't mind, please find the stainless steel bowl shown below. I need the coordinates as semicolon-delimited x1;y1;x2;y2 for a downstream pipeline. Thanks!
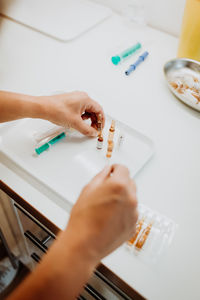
164;58;200;112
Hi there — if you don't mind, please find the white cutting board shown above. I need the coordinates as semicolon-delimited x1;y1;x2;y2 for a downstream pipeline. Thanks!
0;0;112;42
0;117;154;207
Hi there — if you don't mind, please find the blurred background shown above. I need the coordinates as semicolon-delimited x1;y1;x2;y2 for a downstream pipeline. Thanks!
93;0;186;36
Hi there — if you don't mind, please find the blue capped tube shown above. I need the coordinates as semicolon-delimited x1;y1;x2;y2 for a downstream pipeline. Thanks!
125;51;149;76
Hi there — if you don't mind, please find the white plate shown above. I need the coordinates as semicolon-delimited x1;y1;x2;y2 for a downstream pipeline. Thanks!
0;116;154;208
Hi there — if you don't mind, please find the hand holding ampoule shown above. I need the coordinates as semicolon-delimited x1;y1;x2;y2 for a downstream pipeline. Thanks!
67;164;138;262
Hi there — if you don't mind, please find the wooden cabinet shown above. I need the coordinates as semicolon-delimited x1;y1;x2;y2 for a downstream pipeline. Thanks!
0;189;29;267
14;203;55;270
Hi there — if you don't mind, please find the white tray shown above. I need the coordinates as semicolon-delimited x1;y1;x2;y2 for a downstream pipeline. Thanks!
0;116;154;208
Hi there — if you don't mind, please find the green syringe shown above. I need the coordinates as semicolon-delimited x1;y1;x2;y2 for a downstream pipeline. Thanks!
35;132;66;155
111;42;141;65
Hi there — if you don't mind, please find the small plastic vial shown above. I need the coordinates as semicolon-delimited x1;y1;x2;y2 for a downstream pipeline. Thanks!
107;141;113;151
97;113;102;132
117;133;125;149
106;141;114;158
97;121;102;133
108;120;115;141
108;130;114;141
97;136;103;149
106;151;112;158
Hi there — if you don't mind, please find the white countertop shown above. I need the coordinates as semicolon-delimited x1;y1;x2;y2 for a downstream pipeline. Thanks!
0;12;200;300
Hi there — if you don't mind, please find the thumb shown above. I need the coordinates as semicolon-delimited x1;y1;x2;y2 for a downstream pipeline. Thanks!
74;118;98;137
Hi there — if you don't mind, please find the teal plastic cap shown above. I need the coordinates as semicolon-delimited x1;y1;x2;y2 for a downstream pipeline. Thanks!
111;55;121;65
35;143;49;155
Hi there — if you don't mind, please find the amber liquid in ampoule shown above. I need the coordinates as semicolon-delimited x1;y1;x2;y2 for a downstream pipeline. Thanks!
135;222;153;250
128;218;144;246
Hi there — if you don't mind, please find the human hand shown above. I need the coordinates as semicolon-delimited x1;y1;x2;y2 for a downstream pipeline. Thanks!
7;165;137;300
67;164;138;264
39;91;105;137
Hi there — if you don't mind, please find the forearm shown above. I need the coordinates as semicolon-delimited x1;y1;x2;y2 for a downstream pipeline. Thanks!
0;91;49;123
7;227;97;300
0;90;104;136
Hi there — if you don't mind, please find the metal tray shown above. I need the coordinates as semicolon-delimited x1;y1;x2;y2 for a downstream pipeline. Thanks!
164;58;200;112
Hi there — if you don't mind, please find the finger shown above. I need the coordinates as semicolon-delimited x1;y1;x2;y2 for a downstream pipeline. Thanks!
82;112;98;130
127;210;139;236
81;113;90;121
91;113;98;129
101;111;105;128
73;118;98;137
129;179;137;195
81;112;95;120
91;165;112;186
129;183;138;209
85;100;105;128
110;164;130;184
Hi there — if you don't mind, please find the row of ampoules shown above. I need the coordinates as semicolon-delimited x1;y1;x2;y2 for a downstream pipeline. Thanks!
127;217;153;250
96;115;124;158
